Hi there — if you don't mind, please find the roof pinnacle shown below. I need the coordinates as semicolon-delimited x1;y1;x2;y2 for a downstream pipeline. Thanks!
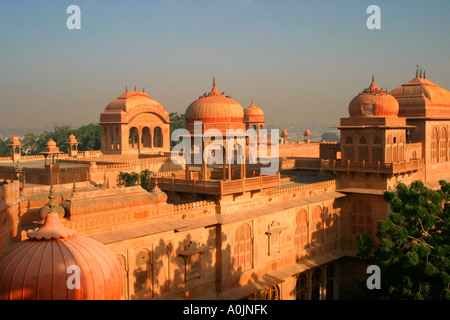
213;77;216;88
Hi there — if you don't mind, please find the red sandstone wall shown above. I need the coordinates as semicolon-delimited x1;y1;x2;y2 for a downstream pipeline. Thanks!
278;141;320;158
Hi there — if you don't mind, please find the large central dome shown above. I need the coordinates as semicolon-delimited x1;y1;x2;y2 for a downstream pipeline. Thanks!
185;79;244;125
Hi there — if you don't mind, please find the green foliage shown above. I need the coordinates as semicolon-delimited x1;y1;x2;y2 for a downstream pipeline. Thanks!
354;180;450;300
117;172;140;187
169;112;186;147
320;132;340;142
0;137;11;157
8;123;101;156
75;123;101;151
117;169;154;189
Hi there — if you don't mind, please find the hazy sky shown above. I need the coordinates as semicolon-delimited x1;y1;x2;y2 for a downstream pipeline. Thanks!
1;0;450;131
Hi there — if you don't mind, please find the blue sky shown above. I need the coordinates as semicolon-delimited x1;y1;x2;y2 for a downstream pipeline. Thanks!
1;0;450;131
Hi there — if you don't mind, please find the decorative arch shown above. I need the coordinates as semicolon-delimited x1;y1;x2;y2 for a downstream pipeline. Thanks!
154;126;163;148
295;273;308;300
141;127;152;148
129;127;139;149
432;127;439;163
311;268;322;300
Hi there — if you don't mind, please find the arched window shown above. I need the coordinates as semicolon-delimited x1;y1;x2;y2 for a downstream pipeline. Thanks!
110;127;115;149
265;285;280;300
154;126;163;148
351;200;371;236
234;224;252;272
141;127;151;148
359;136;367;144
295;209;308;251
326;263;336;300
116;127;121;149
373;136;381;145
134;249;151;299
129;127;139;148
440;128;447;162
117;254;128;300
311;268;322;300
311;206;324;245
345;135;353;144
431;127;439;163
295;274;307;300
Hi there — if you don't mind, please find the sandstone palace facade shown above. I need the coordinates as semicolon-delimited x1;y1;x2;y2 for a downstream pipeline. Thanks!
0;70;449;300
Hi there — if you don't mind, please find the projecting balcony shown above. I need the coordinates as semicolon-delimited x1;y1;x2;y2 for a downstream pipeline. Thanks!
321;159;424;175
149;173;281;196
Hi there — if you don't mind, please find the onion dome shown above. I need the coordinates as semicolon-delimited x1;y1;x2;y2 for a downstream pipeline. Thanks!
244;101;264;123
44;138;59;153
281;129;288;137
9;135;21;146
150;178;168;203
348;75;399;117
389;69;450;118
185;78;244;124
0;186;122;300
303;129;311;136
66;133;78;144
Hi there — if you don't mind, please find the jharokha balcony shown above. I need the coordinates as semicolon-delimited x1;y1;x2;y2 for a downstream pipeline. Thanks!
149;173;281;196
321;158;424;175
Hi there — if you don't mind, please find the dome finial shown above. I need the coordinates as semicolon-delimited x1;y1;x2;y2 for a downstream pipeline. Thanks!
213;77;216;88
372;74;375;83
419;69;423;78
423;70;426;79
126;85;128;92
416;65;419;78
48;185;57;213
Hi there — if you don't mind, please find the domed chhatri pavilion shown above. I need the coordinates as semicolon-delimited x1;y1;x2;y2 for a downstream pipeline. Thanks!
1;70;450;300
100;88;171;155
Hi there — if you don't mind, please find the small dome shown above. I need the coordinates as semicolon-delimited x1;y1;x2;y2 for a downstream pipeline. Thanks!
150;179;168;203
47;138;56;147
0;187;122;300
304;129;311;136
67;133;78;143
281;129;288;136
244;101;264;123
185;79;244;124
348;77;399;117
9;135;21;146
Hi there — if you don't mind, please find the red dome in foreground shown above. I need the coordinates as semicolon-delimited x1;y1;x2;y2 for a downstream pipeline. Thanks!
348;77;399;118
0;187;122;300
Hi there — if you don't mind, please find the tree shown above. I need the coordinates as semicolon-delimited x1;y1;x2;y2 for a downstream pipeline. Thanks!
75;123;101;151
0;137;11;157
169;112;186;147
321;132;340;142
354;180;450;300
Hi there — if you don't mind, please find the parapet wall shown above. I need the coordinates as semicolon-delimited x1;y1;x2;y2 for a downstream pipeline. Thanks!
278;141;320;158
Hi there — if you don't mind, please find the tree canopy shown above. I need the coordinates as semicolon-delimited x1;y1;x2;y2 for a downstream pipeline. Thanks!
0;123;101;156
354;180;450;300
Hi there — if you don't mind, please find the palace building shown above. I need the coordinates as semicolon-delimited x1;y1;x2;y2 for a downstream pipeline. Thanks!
0;70;449;300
